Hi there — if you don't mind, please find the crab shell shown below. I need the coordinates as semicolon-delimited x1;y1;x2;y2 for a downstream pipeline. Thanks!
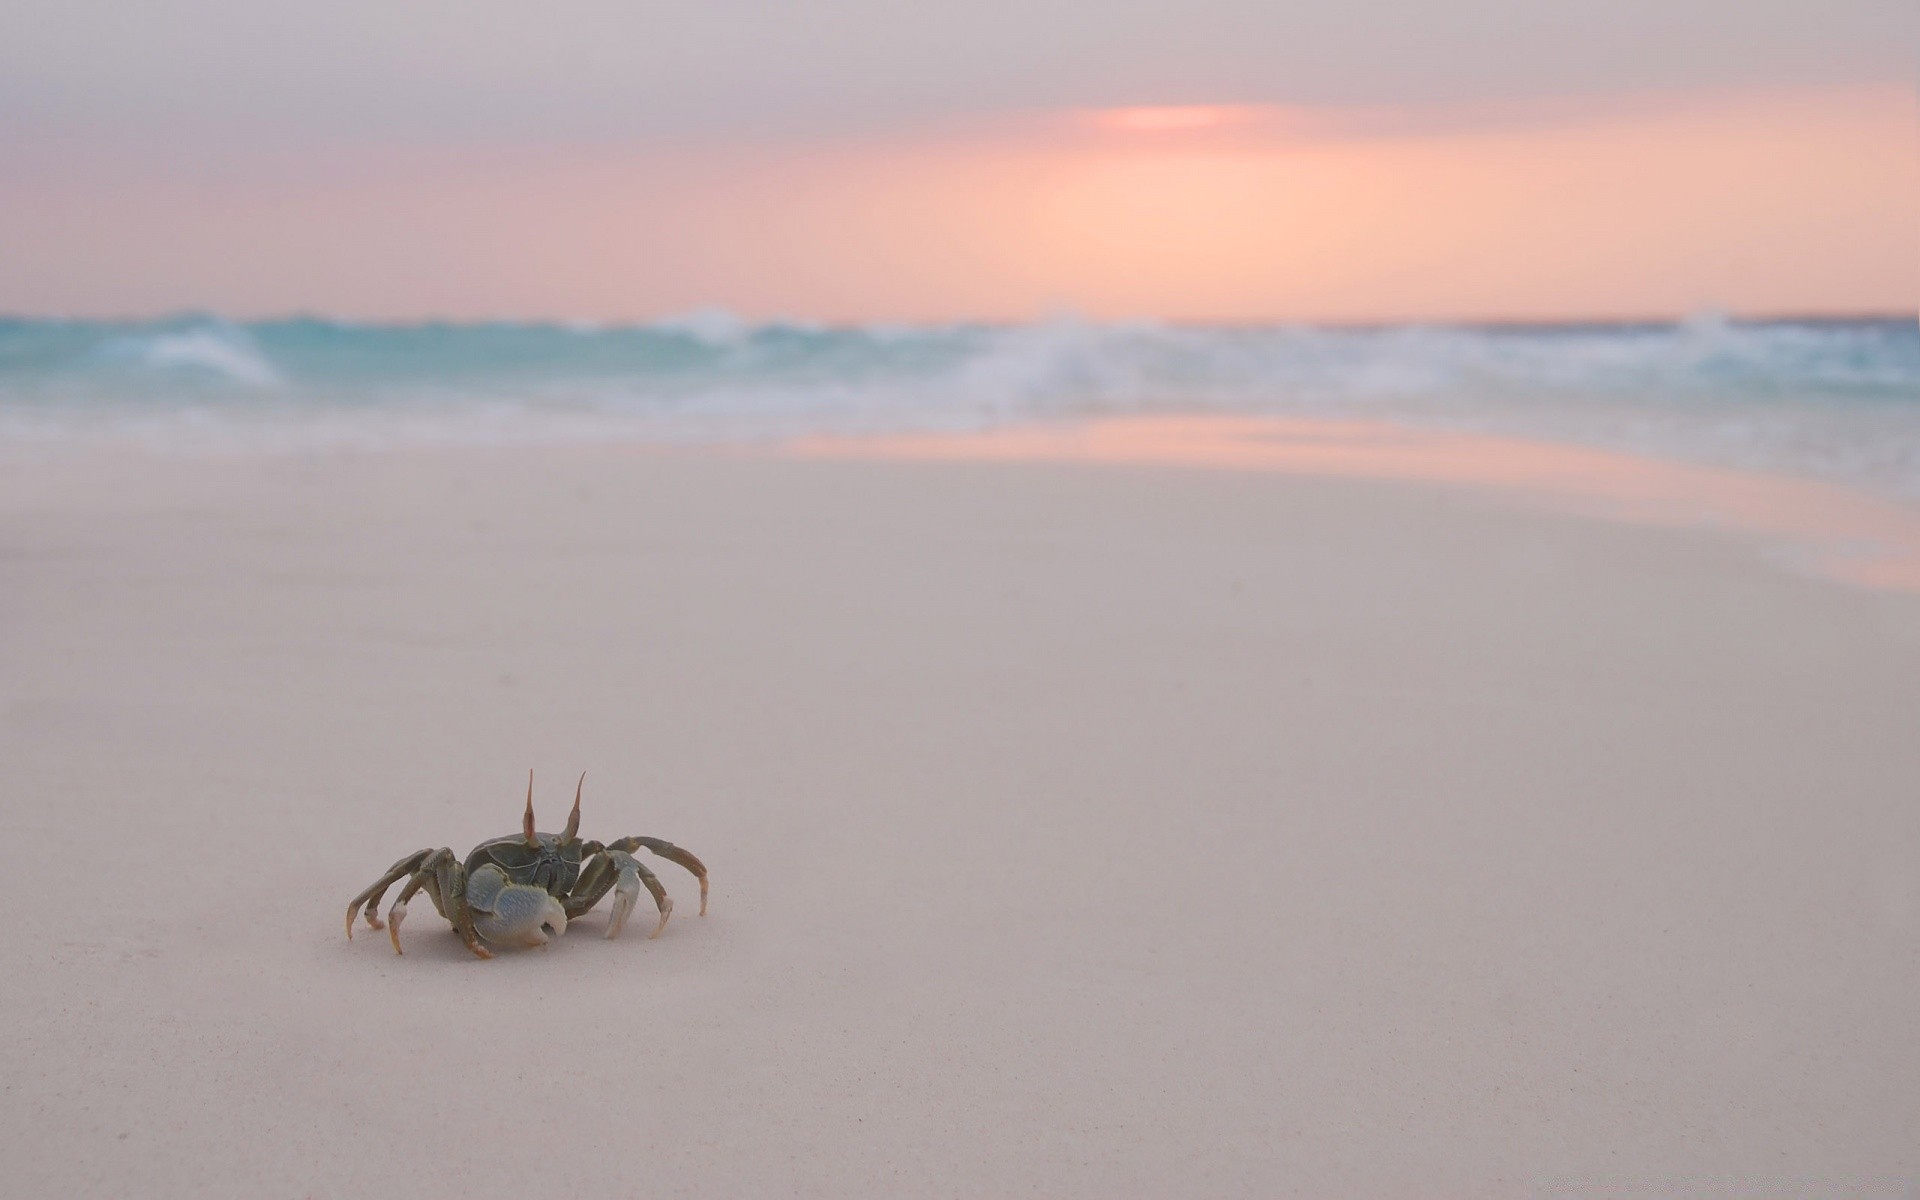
461;832;584;947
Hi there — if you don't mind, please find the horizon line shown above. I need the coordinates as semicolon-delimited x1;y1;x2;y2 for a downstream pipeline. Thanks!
2;307;1913;331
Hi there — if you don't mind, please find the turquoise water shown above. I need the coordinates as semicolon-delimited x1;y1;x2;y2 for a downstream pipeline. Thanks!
3;313;1917;496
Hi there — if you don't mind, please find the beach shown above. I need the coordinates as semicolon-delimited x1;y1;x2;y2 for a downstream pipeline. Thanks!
3;433;1918;1196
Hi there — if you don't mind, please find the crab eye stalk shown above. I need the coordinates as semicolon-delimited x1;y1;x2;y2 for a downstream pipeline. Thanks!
562;771;584;842
523;768;537;845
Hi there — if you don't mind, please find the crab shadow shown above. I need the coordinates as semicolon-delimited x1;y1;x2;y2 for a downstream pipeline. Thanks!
344;910;675;968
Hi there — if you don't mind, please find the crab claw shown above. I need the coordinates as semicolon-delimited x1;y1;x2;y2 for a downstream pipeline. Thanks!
474;883;569;949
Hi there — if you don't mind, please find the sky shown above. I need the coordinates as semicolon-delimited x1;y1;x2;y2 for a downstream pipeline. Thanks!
1;0;1914;322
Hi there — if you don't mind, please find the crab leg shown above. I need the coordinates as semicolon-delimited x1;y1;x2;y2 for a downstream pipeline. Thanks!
609;852;671;939
604;836;710;916
565;851;672;939
438;855;493;960
562;852;617;919
387;848;492;959
345;849;435;937
384;847;451;952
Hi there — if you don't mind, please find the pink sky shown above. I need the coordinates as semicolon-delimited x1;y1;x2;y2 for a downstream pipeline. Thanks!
2;84;1912;322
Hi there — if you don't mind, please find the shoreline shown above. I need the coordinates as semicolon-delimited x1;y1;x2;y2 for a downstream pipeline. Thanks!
790;414;1920;594
13;411;1920;595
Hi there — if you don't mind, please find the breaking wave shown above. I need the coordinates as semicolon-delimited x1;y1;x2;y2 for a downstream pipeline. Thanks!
1;312;1916;496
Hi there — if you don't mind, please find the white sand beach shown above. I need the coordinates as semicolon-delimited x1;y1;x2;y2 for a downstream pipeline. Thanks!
3;429;1918;1196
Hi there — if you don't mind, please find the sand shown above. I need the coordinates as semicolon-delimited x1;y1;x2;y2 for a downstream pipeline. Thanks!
2;435;1918;1197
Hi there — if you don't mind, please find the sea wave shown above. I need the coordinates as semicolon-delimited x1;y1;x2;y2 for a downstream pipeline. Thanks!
1;313;1916;496
94;320;286;388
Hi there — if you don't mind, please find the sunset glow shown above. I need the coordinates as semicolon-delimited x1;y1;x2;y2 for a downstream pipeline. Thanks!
2;86;1911;321
1087;105;1265;133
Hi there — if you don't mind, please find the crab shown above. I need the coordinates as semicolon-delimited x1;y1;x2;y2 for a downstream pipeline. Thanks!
345;772;708;959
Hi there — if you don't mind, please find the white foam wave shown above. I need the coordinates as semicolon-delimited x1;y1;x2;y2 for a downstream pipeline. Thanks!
101;323;283;388
647;308;754;347
3;314;1915;498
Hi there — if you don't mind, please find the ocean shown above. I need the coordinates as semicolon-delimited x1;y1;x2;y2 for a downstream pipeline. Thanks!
3;313;1916;498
